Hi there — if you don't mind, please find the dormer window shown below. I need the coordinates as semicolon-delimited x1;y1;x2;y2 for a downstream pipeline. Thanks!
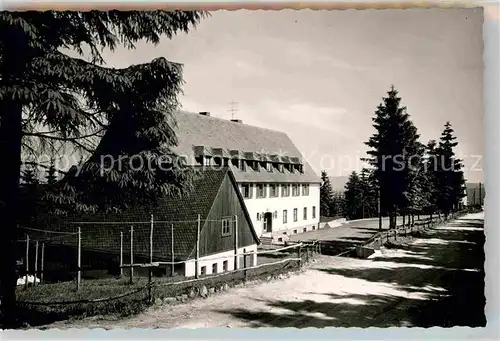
266;162;273;172
203;156;211;167
214;157;223;167
240;160;246;171
231;158;239;168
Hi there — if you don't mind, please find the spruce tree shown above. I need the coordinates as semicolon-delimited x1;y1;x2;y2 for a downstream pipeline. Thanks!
46;158;58;185
344;171;363;219
320;170;334;217
0;11;206;325
424;140;440;219
365;86;419;228
434;122;466;217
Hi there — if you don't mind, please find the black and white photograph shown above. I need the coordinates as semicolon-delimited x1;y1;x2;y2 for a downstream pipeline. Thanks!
0;7;487;330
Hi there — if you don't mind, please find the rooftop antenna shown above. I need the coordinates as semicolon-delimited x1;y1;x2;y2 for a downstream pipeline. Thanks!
228;101;239;120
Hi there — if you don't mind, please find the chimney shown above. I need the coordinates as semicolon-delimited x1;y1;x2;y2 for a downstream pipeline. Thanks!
199;111;211;116
231;119;243;123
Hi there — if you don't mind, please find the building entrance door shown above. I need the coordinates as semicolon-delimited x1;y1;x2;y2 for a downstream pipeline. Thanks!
263;212;273;233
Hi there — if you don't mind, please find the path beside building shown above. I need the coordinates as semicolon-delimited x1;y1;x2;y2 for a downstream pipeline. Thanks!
288;214;431;243
53;212;484;329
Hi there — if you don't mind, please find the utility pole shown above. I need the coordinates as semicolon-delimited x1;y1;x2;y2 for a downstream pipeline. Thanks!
479;182;482;206
228;101;238;120
378;188;382;231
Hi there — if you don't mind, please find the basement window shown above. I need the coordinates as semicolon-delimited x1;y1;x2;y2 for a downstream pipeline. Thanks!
201;266;206;276
223;260;228;272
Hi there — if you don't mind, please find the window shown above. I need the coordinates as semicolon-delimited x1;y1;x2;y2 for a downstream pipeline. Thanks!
312;206;316;219
203;156;211;166
201;266;206;275
303;227;307;233
257;213;260;221
240;160;246;171
212;263;218;274
251;161;259;171
222;218;232;237
282;184;290;197
269;184;278;197
274;211;278;219
231;158;239;168
292;184;300;196
223;260;228;272
278;164;284;173
256;184;267;198
293;208;298;222
303;207;307;220
283;210;288;224
293;229;298;234
214;157;222;167
266;162;273;172
242;183;253;199
302;184;310;196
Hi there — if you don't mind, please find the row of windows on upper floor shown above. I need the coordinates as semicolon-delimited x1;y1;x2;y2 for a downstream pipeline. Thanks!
256;206;317;223
240;183;310;199
197;155;304;174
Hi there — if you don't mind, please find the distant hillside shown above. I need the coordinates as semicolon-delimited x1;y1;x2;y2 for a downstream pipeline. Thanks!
327;178;485;205
328;176;349;192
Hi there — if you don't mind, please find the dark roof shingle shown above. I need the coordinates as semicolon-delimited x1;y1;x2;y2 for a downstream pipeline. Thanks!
172;111;321;183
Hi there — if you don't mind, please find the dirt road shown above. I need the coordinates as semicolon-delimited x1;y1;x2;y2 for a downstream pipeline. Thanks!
54;212;485;328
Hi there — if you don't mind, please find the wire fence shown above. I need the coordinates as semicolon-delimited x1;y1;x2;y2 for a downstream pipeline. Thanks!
16;213;315;295
16;240;318;316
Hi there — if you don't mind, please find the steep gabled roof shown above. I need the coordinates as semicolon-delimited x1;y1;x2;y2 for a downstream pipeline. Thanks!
172;111;321;183
31;168;258;261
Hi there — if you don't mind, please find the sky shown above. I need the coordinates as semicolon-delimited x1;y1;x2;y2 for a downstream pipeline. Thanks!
100;8;484;183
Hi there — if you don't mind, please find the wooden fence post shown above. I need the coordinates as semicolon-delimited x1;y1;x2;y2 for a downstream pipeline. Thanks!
34;240;39;287
120;231;123;278
40;242;45;284
77;227;82;290
130;225;134;284
234;215;239;271
171;224;175;277
195;215;200;279
150;214;154;264
297;244;302;268
148;267;153;304
243;251;247;281
25;235;29;290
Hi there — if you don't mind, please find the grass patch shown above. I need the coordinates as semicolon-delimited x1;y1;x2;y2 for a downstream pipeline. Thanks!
15;255;306;328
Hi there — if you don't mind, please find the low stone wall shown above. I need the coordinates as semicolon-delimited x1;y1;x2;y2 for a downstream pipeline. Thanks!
319;218;347;229
152;264;305;307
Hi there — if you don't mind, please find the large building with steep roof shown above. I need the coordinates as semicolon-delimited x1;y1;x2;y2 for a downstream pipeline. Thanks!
172;110;321;243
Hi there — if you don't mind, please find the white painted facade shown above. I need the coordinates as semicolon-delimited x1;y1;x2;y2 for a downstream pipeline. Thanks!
240;183;321;237
184;245;258;277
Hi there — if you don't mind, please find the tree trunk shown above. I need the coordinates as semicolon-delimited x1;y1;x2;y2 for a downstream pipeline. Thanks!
411;213;415;226
0;99;23;327
0;27;29;327
402;213;405;228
